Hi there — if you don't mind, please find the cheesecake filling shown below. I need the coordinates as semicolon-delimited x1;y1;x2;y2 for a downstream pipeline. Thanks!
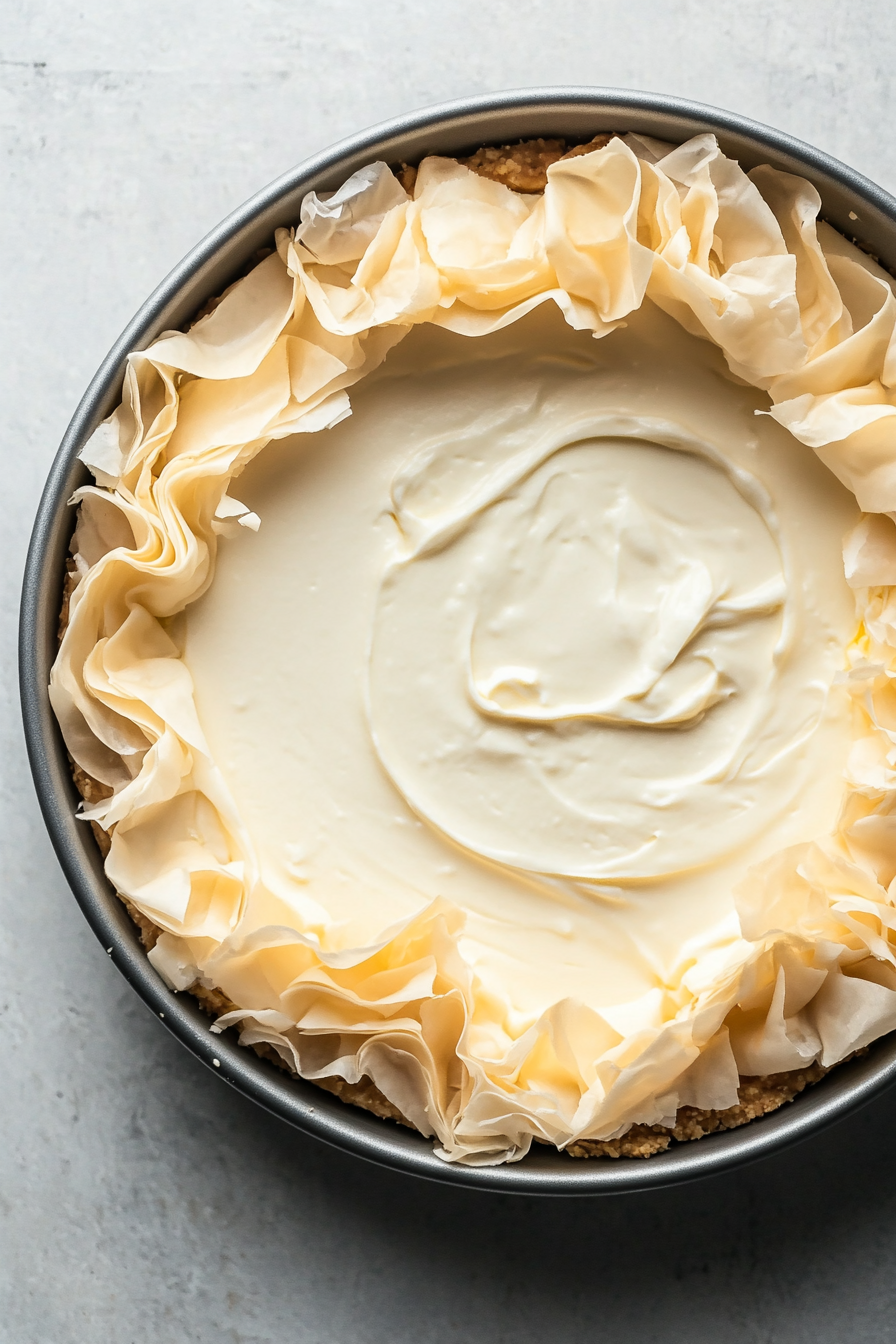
182;299;857;1037
52;133;896;1163
373;408;811;883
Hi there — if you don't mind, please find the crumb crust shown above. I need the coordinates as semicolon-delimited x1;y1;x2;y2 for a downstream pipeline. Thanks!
395;133;616;197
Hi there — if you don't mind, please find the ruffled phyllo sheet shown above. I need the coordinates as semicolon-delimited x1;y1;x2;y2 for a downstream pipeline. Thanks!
52;131;896;1165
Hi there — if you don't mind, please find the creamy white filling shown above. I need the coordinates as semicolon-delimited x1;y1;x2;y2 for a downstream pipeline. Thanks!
184;300;858;1022
372;425;793;880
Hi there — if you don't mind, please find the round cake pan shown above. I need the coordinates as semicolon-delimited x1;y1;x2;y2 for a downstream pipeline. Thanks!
20;87;896;1196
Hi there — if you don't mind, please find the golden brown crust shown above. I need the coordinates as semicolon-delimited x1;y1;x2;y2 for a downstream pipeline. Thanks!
304;1072;412;1128
558;134;618;164
59;560;78;643
396;162;418;196
565;1062;833;1159
395;134;617;197
460;135;615;193
58;134;851;1158
461;137;567;192
223;1034;410;1126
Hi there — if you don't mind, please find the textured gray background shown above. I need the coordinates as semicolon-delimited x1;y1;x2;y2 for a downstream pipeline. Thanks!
4;3;896;1341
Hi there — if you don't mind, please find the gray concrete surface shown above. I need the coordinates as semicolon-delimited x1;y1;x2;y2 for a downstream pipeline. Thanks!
4;4;896;1340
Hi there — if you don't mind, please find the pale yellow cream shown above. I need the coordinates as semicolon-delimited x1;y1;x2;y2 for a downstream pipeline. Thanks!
184;301;858;1024
53;135;896;1164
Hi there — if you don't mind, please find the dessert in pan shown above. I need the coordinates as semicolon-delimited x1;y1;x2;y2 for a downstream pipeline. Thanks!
53;131;896;1165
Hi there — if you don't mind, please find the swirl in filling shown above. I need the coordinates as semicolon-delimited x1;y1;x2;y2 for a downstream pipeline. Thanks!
374;413;808;881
